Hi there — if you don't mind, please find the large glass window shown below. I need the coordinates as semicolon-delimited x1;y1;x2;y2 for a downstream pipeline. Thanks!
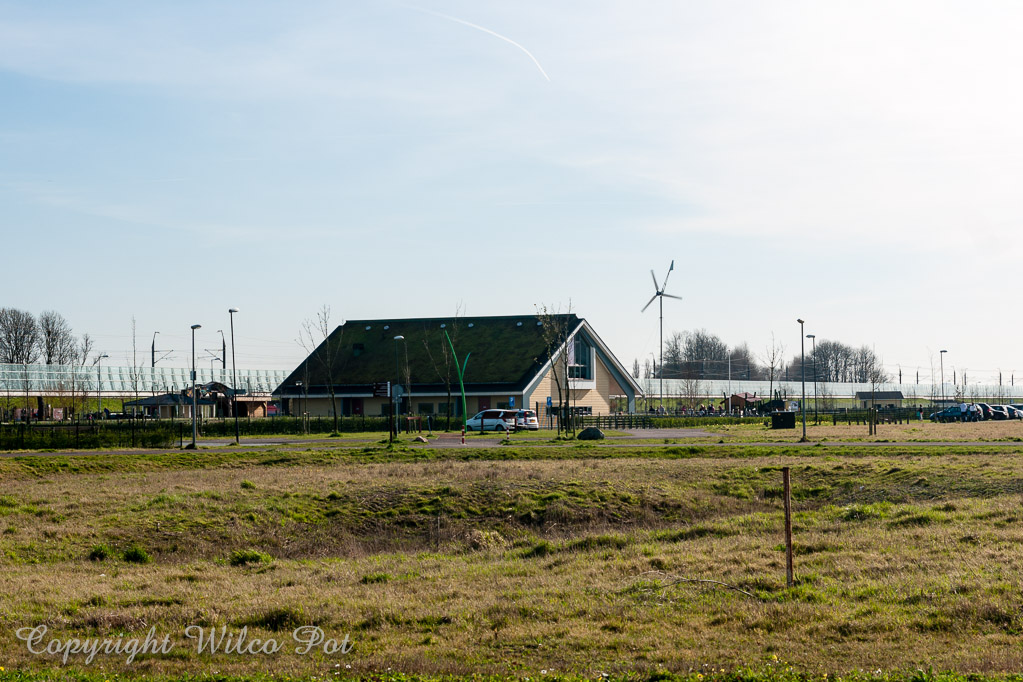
569;337;593;380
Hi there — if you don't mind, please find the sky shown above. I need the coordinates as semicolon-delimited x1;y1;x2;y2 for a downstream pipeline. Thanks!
1;0;1021;386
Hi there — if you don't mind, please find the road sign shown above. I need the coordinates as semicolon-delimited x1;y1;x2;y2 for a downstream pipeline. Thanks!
546;396;552;408
509;396;515;407
373;382;390;397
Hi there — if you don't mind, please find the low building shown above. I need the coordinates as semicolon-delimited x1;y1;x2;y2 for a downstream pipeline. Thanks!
122;392;216;419
274;314;643;421
718;392;763;410
854;391;905;409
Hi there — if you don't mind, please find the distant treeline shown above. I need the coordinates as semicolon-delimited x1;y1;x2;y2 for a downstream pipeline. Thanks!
634;329;888;384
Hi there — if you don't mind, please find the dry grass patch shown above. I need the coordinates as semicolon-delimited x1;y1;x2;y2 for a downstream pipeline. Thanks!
0;447;1022;677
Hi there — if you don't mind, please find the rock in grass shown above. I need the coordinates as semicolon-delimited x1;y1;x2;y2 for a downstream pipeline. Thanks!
578;427;605;440
414;435;429;443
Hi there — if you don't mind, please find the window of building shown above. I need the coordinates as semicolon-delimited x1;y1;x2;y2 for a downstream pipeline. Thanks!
418;402;435;415
568;337;593;380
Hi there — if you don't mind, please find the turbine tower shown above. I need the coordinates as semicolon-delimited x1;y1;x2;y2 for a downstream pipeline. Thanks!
641;260;681;412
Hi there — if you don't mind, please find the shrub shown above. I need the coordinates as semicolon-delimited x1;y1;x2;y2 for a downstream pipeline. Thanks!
360;573;391;584
236;607;306;632
122;544;151;564
521;540;554;558
229;549;272;566
88;544;111;561
240;480;256;490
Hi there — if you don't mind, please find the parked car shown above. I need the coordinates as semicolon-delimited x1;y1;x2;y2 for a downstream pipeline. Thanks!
930;406;961;423
1004;405;1023;420
975;403;994;420
514;409;540;430
465;409;517;432
989;405;1010;420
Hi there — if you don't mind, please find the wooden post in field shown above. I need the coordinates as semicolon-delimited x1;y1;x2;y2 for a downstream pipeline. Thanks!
783;467;794;587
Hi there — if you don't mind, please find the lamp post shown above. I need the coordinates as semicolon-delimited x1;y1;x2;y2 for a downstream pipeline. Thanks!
190;324;201;449
648;352;657;414
228;308;240;445
939;349;947;409
393;335;405;437
96;354;109;418
217;330;226;374
295;381;304;433
806;333;817;424
797;319;806;441
151;332;159;368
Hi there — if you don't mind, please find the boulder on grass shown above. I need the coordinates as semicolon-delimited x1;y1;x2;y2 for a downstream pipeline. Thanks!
413;435;429;443
577;427;605;441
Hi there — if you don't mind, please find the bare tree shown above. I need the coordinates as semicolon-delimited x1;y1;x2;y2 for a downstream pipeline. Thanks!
39;311;77;365
0;308;39;365
68;334;94;421
729;343;761;380
632;358;640;379
422;305;463;431
298;305;346;434
535;303;575;437
126;317;145;418
761;333;785;402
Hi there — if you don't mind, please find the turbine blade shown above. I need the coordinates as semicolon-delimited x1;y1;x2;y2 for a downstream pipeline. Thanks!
661;267;672;291
662;293;683;301
640;294;658;312
650;269;658;290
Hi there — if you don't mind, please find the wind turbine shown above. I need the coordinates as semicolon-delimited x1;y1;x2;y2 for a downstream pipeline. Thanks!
641;260;682;412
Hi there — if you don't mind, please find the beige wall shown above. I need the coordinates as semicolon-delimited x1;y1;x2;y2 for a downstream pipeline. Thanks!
290;396;521;417
527;357;626;415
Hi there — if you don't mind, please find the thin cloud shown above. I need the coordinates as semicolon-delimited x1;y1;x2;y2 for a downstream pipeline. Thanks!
401;4;550;82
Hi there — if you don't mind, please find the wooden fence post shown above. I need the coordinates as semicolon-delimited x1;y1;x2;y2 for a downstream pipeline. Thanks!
783;467;794;587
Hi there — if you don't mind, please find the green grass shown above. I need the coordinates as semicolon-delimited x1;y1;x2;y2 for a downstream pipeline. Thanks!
3;442;1023;678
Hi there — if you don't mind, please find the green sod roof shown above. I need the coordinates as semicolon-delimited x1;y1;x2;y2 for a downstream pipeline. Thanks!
278;314;580;395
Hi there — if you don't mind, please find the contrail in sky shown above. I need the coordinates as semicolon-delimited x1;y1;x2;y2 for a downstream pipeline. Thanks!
401;4;551;82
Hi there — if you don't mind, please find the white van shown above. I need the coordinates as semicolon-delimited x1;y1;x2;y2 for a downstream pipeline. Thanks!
465;409;517;432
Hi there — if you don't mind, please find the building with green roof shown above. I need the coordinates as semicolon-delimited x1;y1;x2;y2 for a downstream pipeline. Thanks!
274;314;642;422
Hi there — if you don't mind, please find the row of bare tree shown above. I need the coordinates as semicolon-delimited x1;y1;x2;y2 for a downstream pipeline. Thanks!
632;328;889;386
0;308;94;368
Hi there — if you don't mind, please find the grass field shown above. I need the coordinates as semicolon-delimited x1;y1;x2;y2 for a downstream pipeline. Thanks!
1;434;1022;680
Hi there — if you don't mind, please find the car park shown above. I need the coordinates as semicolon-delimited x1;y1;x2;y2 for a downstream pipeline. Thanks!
465;409;517;432
514;409;540;430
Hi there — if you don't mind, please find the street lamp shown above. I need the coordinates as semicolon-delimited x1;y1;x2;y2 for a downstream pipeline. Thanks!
648;351;657;414
806;333;817;424
217;329;226;372
295;381;305;433
393;335;405;438
189;324;201;449
797;319;806;441
228;308;240;445
96;353;109;419
939;349;947;409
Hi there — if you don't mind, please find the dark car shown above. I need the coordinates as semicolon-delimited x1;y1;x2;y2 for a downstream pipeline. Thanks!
975;403;994;420
1005;405;1023;420
989;405;1010;420
929;406;960;423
